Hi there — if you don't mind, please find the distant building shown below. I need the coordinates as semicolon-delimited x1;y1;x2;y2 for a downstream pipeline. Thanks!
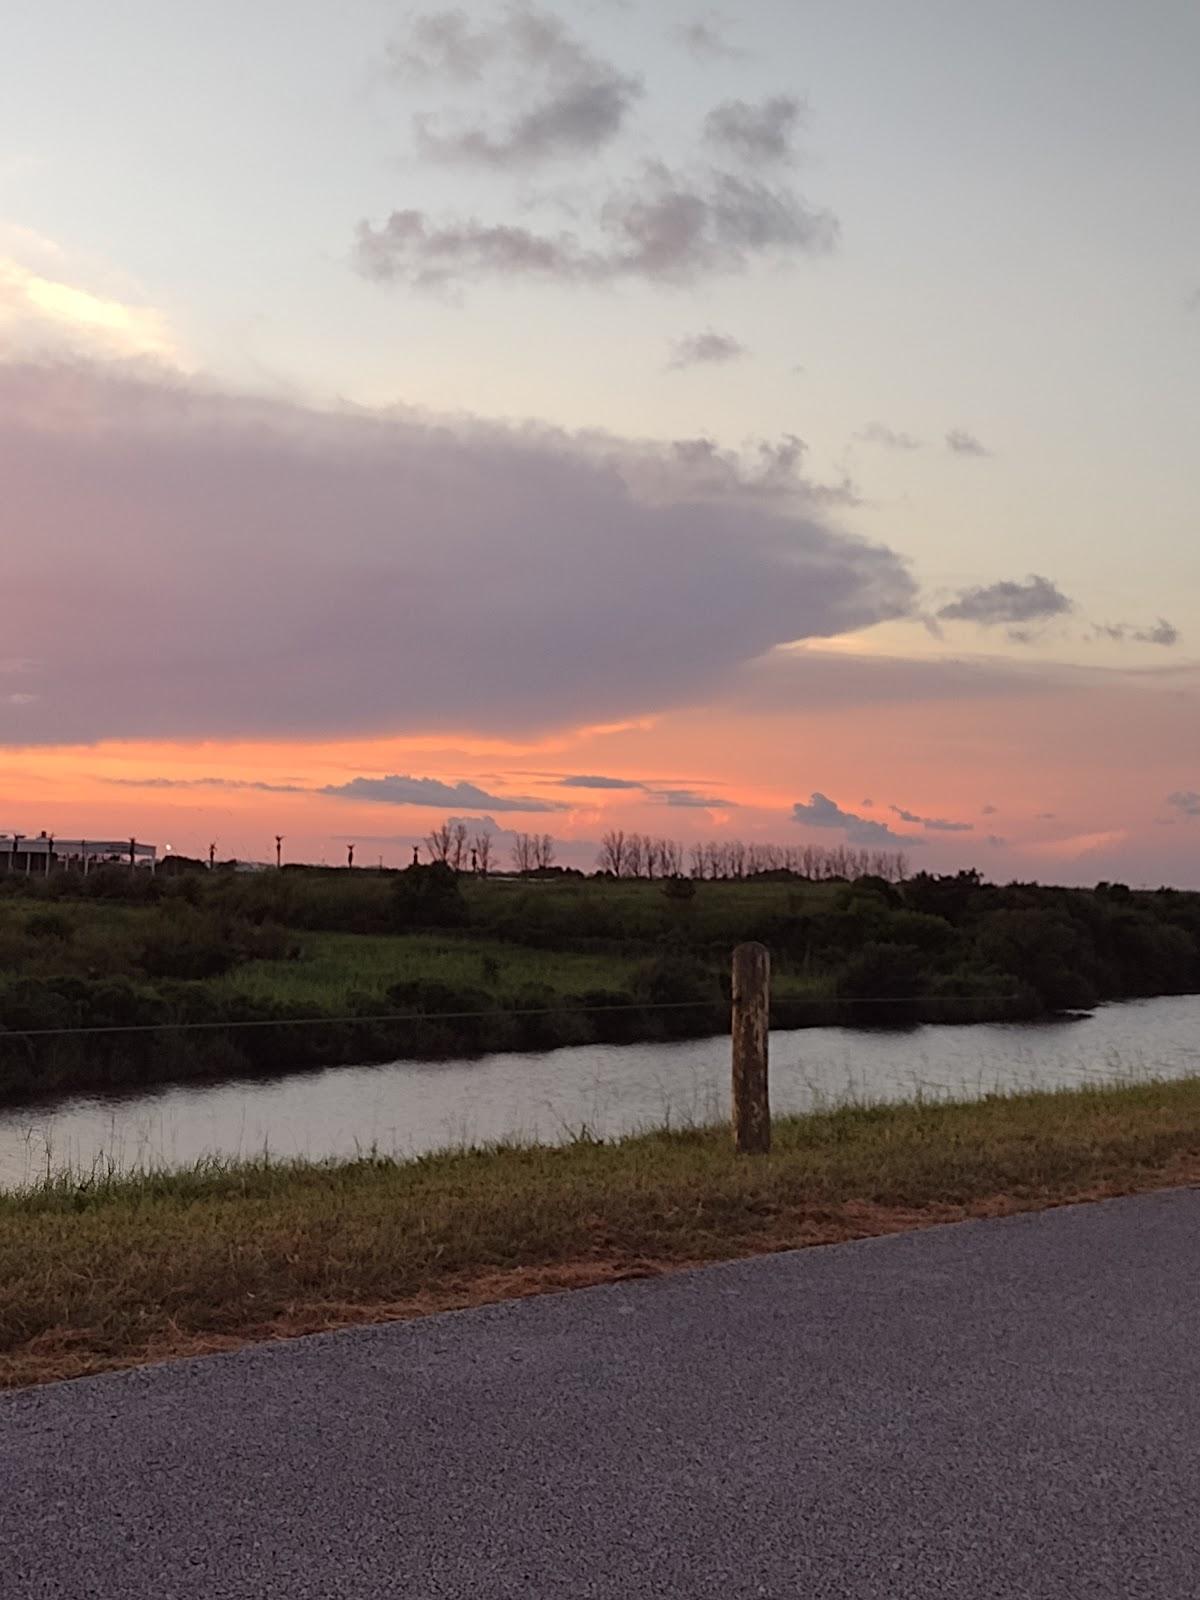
0;834;157;873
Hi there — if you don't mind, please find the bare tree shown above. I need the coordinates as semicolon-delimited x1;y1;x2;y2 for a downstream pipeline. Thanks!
643;835;657;878
598;829;626;877
624;833;644;879
657;838;683;877
426;822;453;864
511;832;536;874
449;822;468;873
472;831;493;876
534;833;556;870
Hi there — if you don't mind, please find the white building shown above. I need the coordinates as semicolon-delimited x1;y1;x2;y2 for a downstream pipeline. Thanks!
0;834;157;873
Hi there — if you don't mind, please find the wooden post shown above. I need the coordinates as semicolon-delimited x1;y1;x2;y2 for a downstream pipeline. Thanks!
732;942;771;1154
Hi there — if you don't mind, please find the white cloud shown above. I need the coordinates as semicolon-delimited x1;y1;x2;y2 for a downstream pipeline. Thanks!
0;232;177;362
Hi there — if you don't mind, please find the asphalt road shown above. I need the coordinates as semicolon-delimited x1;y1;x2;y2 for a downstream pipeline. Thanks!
4;1190;1200;1598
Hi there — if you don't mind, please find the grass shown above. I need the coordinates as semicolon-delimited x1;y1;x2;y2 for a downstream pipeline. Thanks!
215;931;641;1010
3;1075;1200;1390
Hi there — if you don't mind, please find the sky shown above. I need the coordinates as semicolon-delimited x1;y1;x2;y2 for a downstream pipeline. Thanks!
1;0;1198;881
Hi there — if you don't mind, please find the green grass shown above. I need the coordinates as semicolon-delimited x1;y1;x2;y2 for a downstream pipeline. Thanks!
4;1075;1200;1389
214;931;641;1010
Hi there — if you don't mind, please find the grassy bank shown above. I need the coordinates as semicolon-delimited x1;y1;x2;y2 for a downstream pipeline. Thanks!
3;1076;1200;1389
4;862;1200;1100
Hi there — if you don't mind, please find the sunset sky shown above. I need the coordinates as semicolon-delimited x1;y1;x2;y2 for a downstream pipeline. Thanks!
2;0;1198;881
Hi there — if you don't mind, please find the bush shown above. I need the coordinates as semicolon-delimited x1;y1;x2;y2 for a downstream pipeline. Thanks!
390;863;468;931
139;910;237;981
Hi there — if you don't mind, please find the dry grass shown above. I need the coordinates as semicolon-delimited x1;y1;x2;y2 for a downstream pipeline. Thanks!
3;1076;1200;1389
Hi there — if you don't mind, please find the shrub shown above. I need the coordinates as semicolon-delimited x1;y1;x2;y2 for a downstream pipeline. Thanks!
390;863;468;931
139;910;237;981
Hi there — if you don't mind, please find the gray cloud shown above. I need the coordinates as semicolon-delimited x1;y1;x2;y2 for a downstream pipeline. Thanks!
0;362;914;746
1097;618;1180;648
703;95;803;165
857;421;921;451
321;775;566;813
666;330;747;370
889;805;973;834
559;774;644;789
356;161;837;290
937;574;1072;628
104;776;307;794
1167;791;1200;817
792;792;918;846
404;7;642;169
982;803;998;816
946;428;990;457
654;789;735;809
385;10;497;82
1139;619;1181;646
556;773;732;807
672;20;743;60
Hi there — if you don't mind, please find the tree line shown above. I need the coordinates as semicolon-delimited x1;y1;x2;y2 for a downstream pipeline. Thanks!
597;832;910;884
420;821;909;883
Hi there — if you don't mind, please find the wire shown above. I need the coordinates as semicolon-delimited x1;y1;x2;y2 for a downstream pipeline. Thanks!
0;992;1025;1040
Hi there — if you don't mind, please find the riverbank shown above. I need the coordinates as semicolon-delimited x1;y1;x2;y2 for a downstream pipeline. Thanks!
4;1075;1200;1389
3;865;1198;1102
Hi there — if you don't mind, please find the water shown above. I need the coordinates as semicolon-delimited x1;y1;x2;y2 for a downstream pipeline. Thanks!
2;994;1199;1188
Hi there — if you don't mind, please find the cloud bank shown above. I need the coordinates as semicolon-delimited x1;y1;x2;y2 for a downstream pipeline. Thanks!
0;361;915;747
320;774;565;812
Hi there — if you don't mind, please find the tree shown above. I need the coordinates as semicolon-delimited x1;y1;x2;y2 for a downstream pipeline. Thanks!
472;831;493;876
449;822;468;873
511;833;536;874
598;829;626;877
426;823;453;864
533;833;556;870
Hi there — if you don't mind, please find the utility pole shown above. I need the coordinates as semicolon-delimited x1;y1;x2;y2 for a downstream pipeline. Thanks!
275;835;283;870
208;841;216;871
347;843;355;869
412;844;419;867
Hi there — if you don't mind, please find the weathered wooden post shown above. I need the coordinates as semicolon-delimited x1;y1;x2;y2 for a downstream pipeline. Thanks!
732;942;771;1154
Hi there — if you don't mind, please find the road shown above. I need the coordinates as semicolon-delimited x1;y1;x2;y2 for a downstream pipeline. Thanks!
3;1189;1200;1597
